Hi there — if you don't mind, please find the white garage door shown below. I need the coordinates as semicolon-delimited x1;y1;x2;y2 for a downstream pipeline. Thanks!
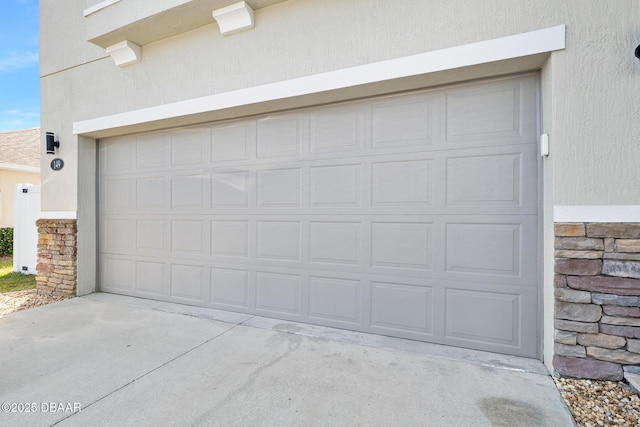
99;74;540;357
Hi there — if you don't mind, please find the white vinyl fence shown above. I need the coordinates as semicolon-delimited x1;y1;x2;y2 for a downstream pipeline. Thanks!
13;184;41;274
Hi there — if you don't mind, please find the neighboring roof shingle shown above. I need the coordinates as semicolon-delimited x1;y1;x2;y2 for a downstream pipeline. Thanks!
0;128;41;169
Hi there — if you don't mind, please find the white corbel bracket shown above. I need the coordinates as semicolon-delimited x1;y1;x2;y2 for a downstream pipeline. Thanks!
212;1;254;36
105;40;141;67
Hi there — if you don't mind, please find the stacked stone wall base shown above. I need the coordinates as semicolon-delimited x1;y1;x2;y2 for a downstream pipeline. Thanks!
36;219;77;298
554;222;640;381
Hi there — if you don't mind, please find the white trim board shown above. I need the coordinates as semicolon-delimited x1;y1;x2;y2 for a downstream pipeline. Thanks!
84;0;121;17
73;25;565;136
555;206;640;223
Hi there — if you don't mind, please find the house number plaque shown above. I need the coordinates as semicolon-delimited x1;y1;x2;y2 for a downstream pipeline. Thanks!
51;158;64;171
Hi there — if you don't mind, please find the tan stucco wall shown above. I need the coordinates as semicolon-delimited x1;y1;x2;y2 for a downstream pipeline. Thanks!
0;170;40;228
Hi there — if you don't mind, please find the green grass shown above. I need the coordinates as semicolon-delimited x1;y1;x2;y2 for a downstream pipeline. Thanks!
0;257;37;293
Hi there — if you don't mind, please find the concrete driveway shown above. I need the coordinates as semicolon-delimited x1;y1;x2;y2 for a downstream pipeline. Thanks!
0;293;575;426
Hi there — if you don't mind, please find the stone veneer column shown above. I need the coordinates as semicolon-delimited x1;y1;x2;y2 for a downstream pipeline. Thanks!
553;222;640;381
35;219;77;298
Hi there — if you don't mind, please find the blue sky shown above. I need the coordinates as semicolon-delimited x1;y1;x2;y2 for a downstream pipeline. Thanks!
0;0;39;131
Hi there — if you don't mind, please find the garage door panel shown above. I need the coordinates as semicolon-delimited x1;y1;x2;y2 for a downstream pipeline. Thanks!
371;96;433;147
445;79;536;144
171;174;210;209
136;176;168;209
370;281;434;336
210;267;249;308
445;288;520;344
256;221;302;262
99;74;540;357
102;178;135;211
443;284;538;357
446;87;519;140
255;271;302;316
256;168;301;208
102;257;135;292
171;128;210;167
102;218;135;252
371;222;433;270
371;159;433;207
136;134;170;169
211;171;250;208
257;115;305;159
444;144;538;212
211;122;254;162
446;223;521;277
136;261;167;296
444;215;538;285
446;154;521;207
310;107;362;154
211;220;249;258
101;138;135;174
309;276;361;325
309;221;361;266
309;164;361;207
171;220;209;255
137;219;169;253
170;264;206;301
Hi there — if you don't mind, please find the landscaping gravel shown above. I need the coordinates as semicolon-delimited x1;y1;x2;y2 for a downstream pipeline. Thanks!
554;377;640;426
0;289;67;318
